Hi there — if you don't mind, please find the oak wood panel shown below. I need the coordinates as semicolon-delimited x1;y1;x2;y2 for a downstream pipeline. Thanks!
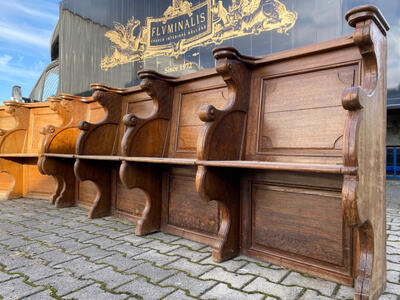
77;180;97;208
162;166;219;239
26;107;62;153
0;172;14;198
23;163;56;199
241;170;353;285
87;102;105;123
0;110;16;130
168;75;227;158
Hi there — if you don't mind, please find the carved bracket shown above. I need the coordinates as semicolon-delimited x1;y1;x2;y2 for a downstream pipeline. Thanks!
342;6;389;299
121;70;176;157
74;159;111;218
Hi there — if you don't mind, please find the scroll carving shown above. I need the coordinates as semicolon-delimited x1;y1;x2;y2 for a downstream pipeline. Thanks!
342;6;389;299
196;47;257;261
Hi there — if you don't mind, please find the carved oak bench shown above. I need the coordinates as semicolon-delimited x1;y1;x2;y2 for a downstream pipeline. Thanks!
33;5;387;299
118;5;387;299
0;100;64;199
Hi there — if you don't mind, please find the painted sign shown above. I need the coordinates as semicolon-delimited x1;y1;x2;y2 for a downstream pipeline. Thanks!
101;0;298;71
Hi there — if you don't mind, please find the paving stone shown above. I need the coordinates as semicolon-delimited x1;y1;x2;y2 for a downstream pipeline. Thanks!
35;272;93;297
34;234;66;246
14;263;63;282
237;262;289;282
387;261;400;272
55;257;107;277
332;285;353;299
53;238;91;251
170;238;208;250
94;253;145;272
0;277;45;299
161;272;217;297
115;277;175;299
17;243;53;257
147;231;181;243
0;270;19;282
379;294;398;300
72;245;115;260
0;251;36;270
34;249;80;266
48;226;80;237
299;289;333;299
127;262;178;283
106;222;134;232
243;277;303;299
0;231;19;241
201;267;254;289
25;289;57;300
79;224;104;233
0;236;36;249
200;256;248;273
165;257;215;276
134;250;179;266
116;234;152;246
201;282;265;300
387;270;400;283
82;236;125;249
98;228;131;239
64;283;128;300
282;272;337;296
83;266;137;289
65;231;99;242
139;240;181;253
164;289;197;299
232;255;270;268
18;230;49;239
385;282;400;295
107;242;150;258
169;247;211;262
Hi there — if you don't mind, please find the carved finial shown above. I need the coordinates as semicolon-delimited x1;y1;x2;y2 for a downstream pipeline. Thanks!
345;5;390;35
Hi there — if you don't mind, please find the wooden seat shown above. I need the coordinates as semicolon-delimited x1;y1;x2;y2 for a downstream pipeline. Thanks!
73;82;155;219
38;93;104;207
0;100;64;199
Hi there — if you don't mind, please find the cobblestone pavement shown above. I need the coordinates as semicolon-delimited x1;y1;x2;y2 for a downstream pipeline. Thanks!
0;187;399;299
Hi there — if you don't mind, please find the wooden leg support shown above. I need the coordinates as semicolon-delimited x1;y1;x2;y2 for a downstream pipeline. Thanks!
119;161;161;235
354;221;374;300
0;158;23;199
37;156;75;207
196;165;240;262
74;159;111;218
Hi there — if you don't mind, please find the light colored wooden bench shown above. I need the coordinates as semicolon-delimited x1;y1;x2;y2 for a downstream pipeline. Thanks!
0;100;63;199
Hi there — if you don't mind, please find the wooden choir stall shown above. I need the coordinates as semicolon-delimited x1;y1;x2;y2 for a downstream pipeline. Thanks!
14;5;389;300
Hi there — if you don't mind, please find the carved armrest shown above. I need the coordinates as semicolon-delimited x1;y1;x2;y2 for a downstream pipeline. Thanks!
76;84;123;155
121;70;176;157
197;47;258;161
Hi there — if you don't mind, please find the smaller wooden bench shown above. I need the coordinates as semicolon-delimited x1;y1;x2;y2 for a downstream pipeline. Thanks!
0;100;63;199
38;93;104;207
